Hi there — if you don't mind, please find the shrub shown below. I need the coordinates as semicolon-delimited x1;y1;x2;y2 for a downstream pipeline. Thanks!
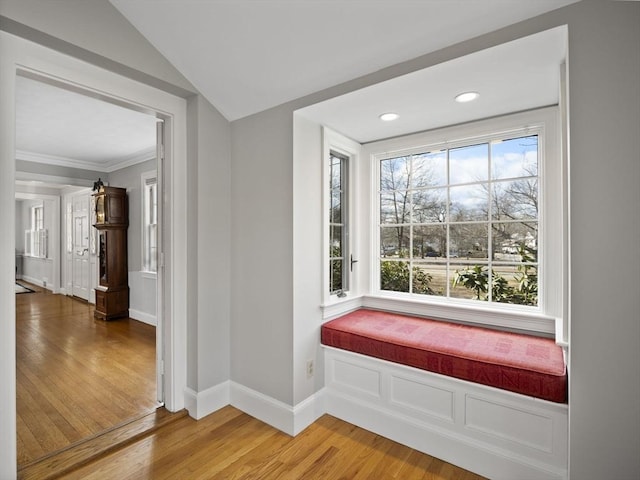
381;261;434;295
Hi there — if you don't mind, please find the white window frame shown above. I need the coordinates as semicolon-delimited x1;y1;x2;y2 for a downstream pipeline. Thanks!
322;127;361;307
141;170;158;275
25;204;47;258
362;107;563;334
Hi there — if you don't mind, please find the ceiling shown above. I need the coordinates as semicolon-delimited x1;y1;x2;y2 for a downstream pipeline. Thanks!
16;75;158;173
15;1;574;183
110;0;578;122
298;26;567;143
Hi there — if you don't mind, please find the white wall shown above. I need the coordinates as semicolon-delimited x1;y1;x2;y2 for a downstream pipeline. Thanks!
561;3;639;478
231;107;294;404
292;115;324;404
195;95;232;390
109;158;157;323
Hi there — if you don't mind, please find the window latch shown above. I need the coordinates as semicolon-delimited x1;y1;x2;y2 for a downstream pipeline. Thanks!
350;254;358;272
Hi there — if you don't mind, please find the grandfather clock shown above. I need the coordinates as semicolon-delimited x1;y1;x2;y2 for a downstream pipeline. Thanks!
93;186;129;320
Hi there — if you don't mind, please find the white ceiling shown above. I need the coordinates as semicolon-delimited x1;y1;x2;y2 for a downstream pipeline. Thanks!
110;0;578;122
15;75;157;173
298;26;567;143
14;1;574;178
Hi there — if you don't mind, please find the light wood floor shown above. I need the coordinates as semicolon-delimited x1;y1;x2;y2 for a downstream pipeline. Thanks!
16;283;157;466
57;406;486;480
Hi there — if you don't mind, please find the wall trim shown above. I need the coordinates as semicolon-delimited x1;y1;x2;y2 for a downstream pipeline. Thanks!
129;308;157;326
229;382;324;436
185;380;231;420
20;274;53;292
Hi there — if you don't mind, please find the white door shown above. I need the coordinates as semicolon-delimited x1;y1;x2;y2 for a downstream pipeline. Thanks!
71;194;90;300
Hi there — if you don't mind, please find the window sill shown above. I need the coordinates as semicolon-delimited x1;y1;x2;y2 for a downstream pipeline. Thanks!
361;294;555;336
141;271;157;279
321;295;363;320
322;292;556;336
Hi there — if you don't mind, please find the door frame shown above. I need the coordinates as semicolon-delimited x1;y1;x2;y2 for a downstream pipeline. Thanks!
0;31;188;478
69;190;92;301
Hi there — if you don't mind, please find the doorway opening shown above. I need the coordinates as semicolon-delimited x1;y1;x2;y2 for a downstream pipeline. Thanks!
14;72;164;466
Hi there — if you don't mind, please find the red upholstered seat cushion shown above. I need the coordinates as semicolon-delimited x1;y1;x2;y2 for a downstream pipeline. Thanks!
321;309;567;403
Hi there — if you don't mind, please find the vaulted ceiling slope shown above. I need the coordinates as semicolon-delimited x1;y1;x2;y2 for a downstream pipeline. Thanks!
109;0;579;122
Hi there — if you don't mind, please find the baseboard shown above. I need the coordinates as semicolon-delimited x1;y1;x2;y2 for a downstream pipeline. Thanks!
229;382;324;436
21;275;53;291
129;308;157;326
184;381;230;420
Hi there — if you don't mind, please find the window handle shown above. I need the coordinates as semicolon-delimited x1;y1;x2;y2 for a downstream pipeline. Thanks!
350;254;358;272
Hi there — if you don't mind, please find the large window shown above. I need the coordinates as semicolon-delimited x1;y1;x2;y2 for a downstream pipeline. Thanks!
378;134;539;307
366;108;563;331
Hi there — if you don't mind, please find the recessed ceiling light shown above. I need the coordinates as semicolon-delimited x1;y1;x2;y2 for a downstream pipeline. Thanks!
379;112;399;122
454;91;479;103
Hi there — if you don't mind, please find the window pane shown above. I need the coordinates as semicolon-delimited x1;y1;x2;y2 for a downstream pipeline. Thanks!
491;179;538;220
330;260;343;293
412;225;446;259
492;264;538;306
413;261;446;297
380;226;409;258
330;156;342;190
450;224;488;260
330;225;343;258
450;263;489;301
412;151;447;188
380;260;410;293
412;188;447;224
491;222;537;262
450;184;488;222
330;190;342;223
491;135;538;180
380;156;410;192
449;143;488;185
380;191;409;224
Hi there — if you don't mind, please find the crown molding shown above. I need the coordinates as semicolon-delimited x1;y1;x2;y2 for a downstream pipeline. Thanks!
16;147;156;173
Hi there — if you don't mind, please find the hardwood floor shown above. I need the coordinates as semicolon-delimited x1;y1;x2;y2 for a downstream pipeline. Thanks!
16;284;157;466
16;286;485;479
57;406;486;480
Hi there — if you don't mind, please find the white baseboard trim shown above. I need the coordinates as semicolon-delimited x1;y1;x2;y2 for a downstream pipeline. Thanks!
230;382;324;436
20;275;53;291
185;380;231;420
129;308;157;326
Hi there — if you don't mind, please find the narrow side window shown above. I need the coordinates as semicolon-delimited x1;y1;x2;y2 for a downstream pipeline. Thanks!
329;151;349;295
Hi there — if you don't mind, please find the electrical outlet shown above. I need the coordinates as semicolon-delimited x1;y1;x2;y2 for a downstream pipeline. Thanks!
306;360;314;378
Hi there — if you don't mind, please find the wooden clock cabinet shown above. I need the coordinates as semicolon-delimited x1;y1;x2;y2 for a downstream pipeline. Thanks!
93;186;129;320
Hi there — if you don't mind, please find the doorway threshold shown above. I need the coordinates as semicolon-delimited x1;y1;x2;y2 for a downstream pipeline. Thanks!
18;407;188;480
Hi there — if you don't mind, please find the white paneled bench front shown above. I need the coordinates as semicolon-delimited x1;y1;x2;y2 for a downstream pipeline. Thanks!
321;309;568;480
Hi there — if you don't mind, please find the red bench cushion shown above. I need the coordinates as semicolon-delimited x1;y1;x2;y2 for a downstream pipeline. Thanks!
321;309;567;403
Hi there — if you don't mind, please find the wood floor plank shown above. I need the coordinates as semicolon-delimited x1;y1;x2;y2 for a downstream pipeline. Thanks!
16;285;157;465
55;408;486;480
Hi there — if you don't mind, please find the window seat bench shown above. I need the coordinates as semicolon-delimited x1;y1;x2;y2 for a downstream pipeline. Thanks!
320;308;569;480
321;308;566;403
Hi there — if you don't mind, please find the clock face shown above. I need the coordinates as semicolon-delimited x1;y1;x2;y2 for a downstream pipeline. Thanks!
96;195;105;224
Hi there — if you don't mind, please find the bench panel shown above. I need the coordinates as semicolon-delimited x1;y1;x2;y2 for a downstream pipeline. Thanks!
323;346;568;480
